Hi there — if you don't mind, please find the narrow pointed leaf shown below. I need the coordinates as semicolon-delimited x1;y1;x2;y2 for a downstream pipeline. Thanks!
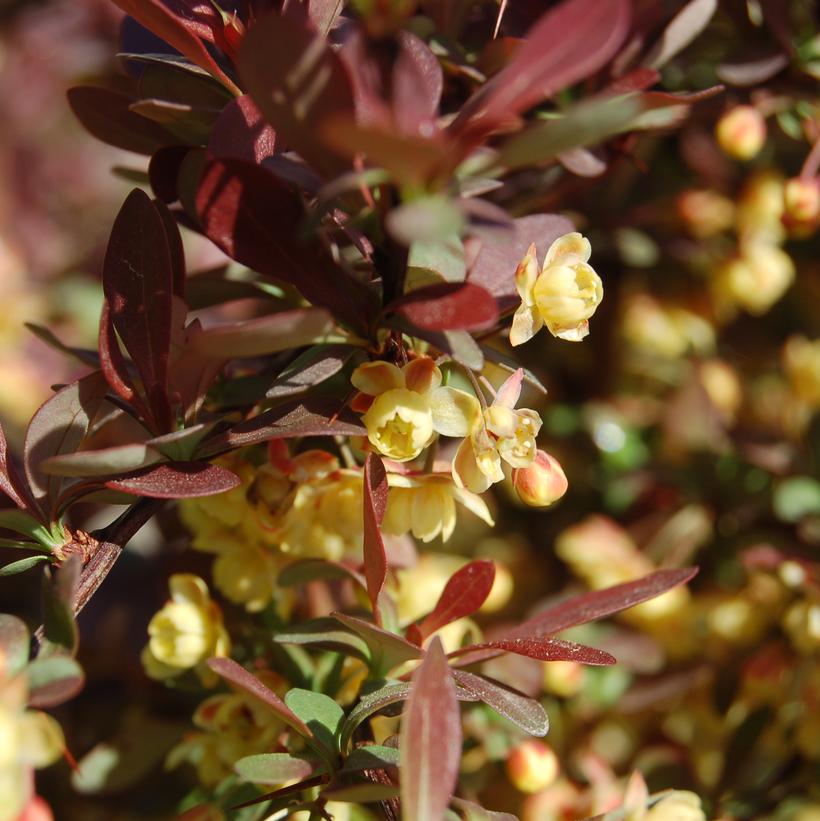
389;282;499;332
643;0;718;70
274;618;370;661
266;345;360;399
418;560;496;641
104;461;241;499
235;753;318;786
451;636;615;666
0;555;52;578
39;444;164;478
41;557;80;655
333;613;421;675
363;454;388;621
277;559;368;591
400;637;461;821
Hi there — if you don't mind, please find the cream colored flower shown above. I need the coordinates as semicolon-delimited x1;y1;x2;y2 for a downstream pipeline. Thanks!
452;369;542;494
352;358;481;462
383;473;494;543
784;336;820;409
143;575;230;680
643;791;706;821
510;232;603;345
713;242;794;317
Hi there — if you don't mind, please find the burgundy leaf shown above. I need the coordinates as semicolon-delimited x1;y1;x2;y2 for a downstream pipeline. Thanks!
309;0;345;35
196;158;377;332
452;670;549;737
208;95;277;163
238;12;355;179
199;397;366;455
104;461;241;499
67;86;178;155
452;636;616;666
392;32;443;138
267;345;360;399
103;189;175;431
467;214;574;312
400;637;461;821
389;282;499;332
111;0;241;94
508;568;699;640
206;657;314;739
363;454;388;621
148;145;190;203
450;0;630;147
418;560;496;641
643;0;718;70
154;199;187;299
0;424;38;517
24;372;109;517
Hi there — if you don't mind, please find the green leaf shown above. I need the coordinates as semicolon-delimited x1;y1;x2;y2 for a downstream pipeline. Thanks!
332;613;421;677
39;444;164;478
386;196;465;246
40;558;80;656
321;782;400;803
407;237;466;284
284;689;345;755
341;745;400;772
773;477;820;522
235;753;319;786
340;682;413;753
0;509;58;545
0;615;30;676
0;555;51;577
274;619;371;661
27;653;85;708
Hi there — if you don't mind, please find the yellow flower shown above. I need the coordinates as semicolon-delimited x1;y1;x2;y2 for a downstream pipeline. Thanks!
643;791;705;821
713;242;794;317
783;599;820;655
784;177;820;224
736;170;785;244
784;336;820;408
383;473;494;543
212;541;279;613
506;740;560;794
512;449;568;508
452;369;542;494
715;104;766;161
353;357;480;462
510;232;603;345
143;575;230;681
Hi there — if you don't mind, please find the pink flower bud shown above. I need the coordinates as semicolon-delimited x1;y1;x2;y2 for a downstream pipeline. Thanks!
716;105;766;161
512;450;568;507
784;177;820;224
506;740;560;793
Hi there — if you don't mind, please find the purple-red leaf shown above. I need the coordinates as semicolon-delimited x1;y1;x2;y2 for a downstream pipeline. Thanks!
196;158;377;332
103;189;175;431
238;12;355;180
452;636;616;666
24;372;109;517
206;657;314;738
392;32;443;138
508;568;699;640
208;95;277;163
452;670;549;737
450;0;630;145
111;0;241;94
400;637;461;821
643;0;718;70
363;454;388;622
0;424;38;517
418;560;496;641
104;461;241;499
389;282;499;332
67;86;178;155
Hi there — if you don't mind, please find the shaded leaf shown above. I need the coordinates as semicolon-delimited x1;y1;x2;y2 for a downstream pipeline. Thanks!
340;682;412;752
363;454;388;621
389;283;498;332
274;618;370;661
400;637;461;821
208;94;277;163
452;798;518;821
333;613;421;675
418;560;495;641
393;31;443;137
235;753;318;786
277;559;367;591
322;783;400;803
386;319;484;370
98;298;145;417
27;654;85;708
0;555;52;578
25;323;100;370
408;238;466;284
206;657;314;739
267;345;361;399
0;424;38;515
386;196;465;245
0;510;61;547
40;558;80;656
643;0;718;70
285;689;345;754
40;444;164;478
238;12;354;179
104;461;241;499
341;745;400;772
452;670;548;736
717;53;790;86
0;615;30;677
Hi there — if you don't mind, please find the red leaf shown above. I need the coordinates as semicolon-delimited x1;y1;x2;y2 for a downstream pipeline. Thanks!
67;86;178;155
400;637;461;821
238;12;355;179
363;454;388;622
467;214;574;312
206;657;314;738
104;461;241;498
389;282;499;332
508;568;699;640
24;372;109;517
450;0;631;146
148;146;190;203
0;423;39;517
392;32;443;138
154;199;187;299
103;189;175;431
418;560;496;641
196;158;377;332
111;0;241;95
453;636;615;666
208;95;277;163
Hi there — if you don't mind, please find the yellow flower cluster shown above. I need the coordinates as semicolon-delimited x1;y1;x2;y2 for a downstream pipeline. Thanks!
0;654;63;821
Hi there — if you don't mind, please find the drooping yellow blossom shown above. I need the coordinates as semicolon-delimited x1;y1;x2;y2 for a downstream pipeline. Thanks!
452;369;543;494
383;472;493;543
677;189;735;239
510;232;603;345
0;656;63;821
166;671;287;787
715;104;766;161
783;599;820;655
142;575;230;682
352;357;479;462
713;242;794;317
736;170;786;244
511;449;568;507
784;336;820;409
622;294;715;360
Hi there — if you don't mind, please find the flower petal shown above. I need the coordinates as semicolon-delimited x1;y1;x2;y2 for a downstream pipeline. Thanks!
403;357;442;394
514;244;539;302
543;231;590;266
429;386;482;437
509;304;542;347
494;368;523;409
452;486;495;527
452;437;493;494
351;361;404;395
549;319;590;342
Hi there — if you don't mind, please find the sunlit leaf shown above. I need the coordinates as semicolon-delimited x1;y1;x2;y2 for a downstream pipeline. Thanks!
104;462;240;499
234;753;318;786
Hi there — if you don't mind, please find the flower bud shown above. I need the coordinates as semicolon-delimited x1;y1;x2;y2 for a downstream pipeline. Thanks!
783;336;820;408
784;177;820;223
677;189;734;238
506;740;560;793
716;105;766;161
512;450;568;507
